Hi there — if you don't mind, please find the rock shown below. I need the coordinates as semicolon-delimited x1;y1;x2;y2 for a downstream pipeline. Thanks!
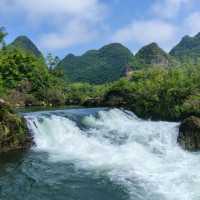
0;98;5;104
178;116;200;151
0;99;32;152
103;90;134;107
83;97;103;107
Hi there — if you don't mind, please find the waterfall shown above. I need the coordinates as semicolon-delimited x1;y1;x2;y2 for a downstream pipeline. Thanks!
25;108;200;200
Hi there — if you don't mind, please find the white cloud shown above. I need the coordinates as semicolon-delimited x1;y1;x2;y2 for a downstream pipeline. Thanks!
152;0;192;19
0;0;104;20
112;19;177;51
0;0;107;50
184;12;200;35
112;0;200;52
1;0;199;53
39;20;98;49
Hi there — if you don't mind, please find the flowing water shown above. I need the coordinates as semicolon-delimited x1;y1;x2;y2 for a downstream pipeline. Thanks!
0;108;200;200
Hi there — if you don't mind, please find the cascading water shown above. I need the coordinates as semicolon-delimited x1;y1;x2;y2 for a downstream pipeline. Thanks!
23;108;200;200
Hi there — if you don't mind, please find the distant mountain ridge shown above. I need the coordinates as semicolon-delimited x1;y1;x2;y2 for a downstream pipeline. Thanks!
56;42;180;84
8;32;200;84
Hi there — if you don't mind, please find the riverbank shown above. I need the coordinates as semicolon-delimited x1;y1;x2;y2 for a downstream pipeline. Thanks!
1;95;200;153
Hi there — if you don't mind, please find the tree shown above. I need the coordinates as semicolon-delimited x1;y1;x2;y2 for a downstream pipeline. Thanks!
0;27;7;49
46;53;60;70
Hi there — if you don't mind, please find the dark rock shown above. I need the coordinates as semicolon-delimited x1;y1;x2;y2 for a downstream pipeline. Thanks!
83;97;103;107
178;116;200;151
0;99;32;153
103;90;133;107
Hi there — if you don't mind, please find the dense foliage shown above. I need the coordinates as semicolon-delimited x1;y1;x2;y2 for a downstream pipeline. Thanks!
0;100;30;152
1;28;200;121
0;47;65;107
63;65;200;120
102;65;200;120
56;43;134;84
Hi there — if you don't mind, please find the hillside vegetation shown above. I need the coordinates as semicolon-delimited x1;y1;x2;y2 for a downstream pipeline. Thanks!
170;33;200;64
133;42;178;68
0;28;200;121
0;34;65;107
56;43;134;84
8;36;44;58
57;41;182;84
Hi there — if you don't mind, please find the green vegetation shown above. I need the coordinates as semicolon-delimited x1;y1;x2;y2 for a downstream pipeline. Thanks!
0;27;7;49
133;42;178;68
170;33;200;64
1;28;200;121
57;42;182;84
46;53;60;70
2;27;200;151
0;99;30;152
8;35;44;58
1;27;200;119
0;39;65;107
57;65;199;121
56;43;134;84
0;28;65;152
103;65;200;120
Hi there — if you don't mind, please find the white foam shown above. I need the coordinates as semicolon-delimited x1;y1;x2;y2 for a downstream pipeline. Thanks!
26;109;200;200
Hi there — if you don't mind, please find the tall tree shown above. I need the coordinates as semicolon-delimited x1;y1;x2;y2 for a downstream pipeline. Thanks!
0;27;7;48
46;53;60;70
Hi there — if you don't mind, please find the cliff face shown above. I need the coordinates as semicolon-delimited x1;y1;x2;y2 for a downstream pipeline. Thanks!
0;99;31;152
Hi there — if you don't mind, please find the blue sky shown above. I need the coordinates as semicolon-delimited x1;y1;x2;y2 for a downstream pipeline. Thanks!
0;0;200;58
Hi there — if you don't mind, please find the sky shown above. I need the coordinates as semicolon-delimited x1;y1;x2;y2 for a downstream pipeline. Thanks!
0;0;200;58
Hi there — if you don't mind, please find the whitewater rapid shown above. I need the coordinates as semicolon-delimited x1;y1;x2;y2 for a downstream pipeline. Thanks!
25;108;200;200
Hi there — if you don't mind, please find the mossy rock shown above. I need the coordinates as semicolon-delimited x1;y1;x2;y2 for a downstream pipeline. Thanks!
178;116;200;151
0;99;31;152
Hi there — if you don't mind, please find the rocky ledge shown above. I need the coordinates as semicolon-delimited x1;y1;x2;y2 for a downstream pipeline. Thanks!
178;116;200;151
0;99;32;153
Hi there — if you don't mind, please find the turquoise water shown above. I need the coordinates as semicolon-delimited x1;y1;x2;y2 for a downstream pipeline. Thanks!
0;151;128;200
0;108;200;200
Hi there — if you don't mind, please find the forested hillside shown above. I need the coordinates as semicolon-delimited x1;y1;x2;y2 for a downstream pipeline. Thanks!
170;33;200;64
1;27;200;121
133;42;178;68
0;30;65;107
56;43;134;84
8;36;44;58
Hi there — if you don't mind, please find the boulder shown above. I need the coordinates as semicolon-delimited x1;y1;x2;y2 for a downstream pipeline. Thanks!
178;116;200;151
0;99;32;152
0;99;5;104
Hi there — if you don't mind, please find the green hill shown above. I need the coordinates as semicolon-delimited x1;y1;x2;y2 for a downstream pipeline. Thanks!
9;36;43;58
56;43;134;84
133;42;177;68
170;33;200;64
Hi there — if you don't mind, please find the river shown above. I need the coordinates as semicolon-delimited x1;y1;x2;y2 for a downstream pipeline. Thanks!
0;108;200;200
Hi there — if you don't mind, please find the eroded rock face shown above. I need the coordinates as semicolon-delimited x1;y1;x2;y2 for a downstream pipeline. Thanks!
0;99;31;152
178;116;200;151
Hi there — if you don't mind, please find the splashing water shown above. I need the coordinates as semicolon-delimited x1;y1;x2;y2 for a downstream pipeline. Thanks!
25;108;200;200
